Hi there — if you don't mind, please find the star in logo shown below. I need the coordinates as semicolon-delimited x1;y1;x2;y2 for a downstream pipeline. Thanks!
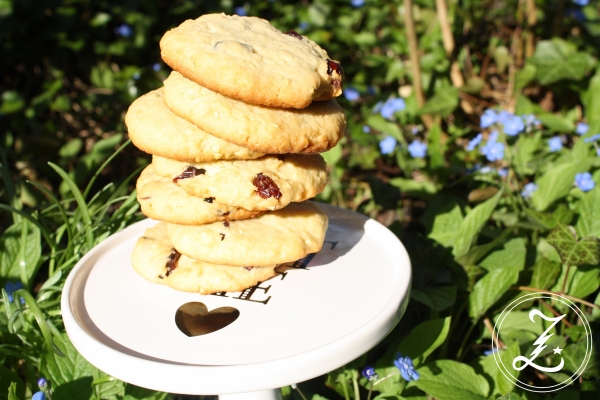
553;347;563;355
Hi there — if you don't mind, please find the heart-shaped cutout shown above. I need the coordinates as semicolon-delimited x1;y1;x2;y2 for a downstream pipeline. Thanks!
175;302;240;337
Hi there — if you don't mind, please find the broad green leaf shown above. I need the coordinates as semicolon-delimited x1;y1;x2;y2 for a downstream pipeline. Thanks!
428;204;463;247
428;123;444;169
365;115;404;143
453;188;504;257
0;91;24;114
411;286;456;311
513;132;541;176
514;63;537;91
40;333;98;400
418;87;458;117
547;224;600;267
0;220;41;286
537;113;575;133
576;186;600;238
388;177;437;197
455;229;512;267
92;373;125;400
493;46;511;74
528;38;596;85
497;394;524;400
585;70;600;136
397;317;451;366
529;257;561;290
415;360;489;400
531;161;592;211
7;382;19;400
469;268;520;319
479;238;526;271
524;204;574;231
124;385;170;400
58;138;83;158
567;265;600;299
477;341;520;396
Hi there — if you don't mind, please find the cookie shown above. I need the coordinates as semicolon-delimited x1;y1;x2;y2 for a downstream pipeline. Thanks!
166;201;328;266
136;165;264;225
162;71;346;154
132;222;277;294
159;13;343;109
125;89;264;162
151;154;327;211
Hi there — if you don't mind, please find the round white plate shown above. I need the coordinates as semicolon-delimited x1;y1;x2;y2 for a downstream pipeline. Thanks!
62;203;411;394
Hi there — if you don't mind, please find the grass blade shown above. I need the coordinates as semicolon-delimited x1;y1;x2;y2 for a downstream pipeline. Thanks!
82;139;131;200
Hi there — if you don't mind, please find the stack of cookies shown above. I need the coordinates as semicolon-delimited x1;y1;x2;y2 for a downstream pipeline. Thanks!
126;13;346;295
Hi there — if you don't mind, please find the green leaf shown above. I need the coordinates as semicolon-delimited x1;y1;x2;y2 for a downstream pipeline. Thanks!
537;113;575;133
525;204;574;231
0;220;41;286
40;333;98;400
514;63;537;91
415;360;489;400
0;365;23;400
531;161;592;211
428;123;444;169
58;138;83;158
418;87;458;117
529;257;561;290
513;131;541;176
124;385;170;400
455;229;512;267
397;317;451;366
497;341;521;394
469;267;520;319
7;382;19;400
411;286;456;311
547;224;600;267
493;46;511;74
528;38;596;85
365;115;405;144
576;185;600;238
479;238;526;272
497;393;524;400
0;91;25;115
453;188;504;257
585;70;600;136
388;177;437;197
428;204;463;247
568;265;600;299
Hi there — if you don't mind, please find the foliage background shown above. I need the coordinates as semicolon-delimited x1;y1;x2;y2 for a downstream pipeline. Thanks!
1;0;600;398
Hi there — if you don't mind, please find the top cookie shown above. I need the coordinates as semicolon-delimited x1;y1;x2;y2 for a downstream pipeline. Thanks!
125;89;264;162
159;13;343;109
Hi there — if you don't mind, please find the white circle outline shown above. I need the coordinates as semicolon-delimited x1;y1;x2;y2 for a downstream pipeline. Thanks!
492;292;592;393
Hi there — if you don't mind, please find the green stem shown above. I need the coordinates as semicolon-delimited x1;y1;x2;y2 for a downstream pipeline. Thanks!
456;319;479;360
352;372;360;400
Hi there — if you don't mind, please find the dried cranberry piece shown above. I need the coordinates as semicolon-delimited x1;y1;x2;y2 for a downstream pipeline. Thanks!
244;266;254;271
220;233;226;241
173;166;206;183
217;210;231;217
253;172;282;199
223;221;230;227
285;30;303;39
165;249;181;277
204;197;214;203
327;59;342;76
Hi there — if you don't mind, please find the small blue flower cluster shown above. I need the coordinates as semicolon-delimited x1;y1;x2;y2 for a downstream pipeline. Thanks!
361;366;378;381
33;377;51;400
115;24;132;38
344;87;360;102
479;108;538;135
472;130;504;162
374;98;406;120
234;6;247;16
351;0;365;7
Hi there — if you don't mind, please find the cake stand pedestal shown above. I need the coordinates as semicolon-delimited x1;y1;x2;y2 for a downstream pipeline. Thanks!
61;204;411;397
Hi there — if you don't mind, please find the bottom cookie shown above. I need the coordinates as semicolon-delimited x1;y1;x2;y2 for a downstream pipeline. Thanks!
132;222;277;294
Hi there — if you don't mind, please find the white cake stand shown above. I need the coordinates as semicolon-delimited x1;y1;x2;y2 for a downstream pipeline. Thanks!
61;203;411;398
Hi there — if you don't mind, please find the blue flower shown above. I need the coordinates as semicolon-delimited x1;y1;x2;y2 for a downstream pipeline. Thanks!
344;87;360;102
408;140;428;158
115;24;132;38
548;136;563;152
466;133;483;151
362;366;378;381
351;0;365;6
498;168;508;177
393;353;420;382
484;347;499;356
521;182;538;198
410;126;419;135
566;8;586;21
583;133;600;143
362;126;371;134
380;98;406;120
234;6;247;16
573;0;589;5
496;110;512;124
379;136;397;155
372;101;384;114
152;63;161;72
597;148;600;157
4;281;23;303
576;122;589;135
32;392;46;400
298;21;309;30
503;115;525;136
488;130;499;143
522;114;540;128
480;109;497;128
367;86;377;95
575;172;595;192
37;377;48;390
480;141;505;162
479;166;493;174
